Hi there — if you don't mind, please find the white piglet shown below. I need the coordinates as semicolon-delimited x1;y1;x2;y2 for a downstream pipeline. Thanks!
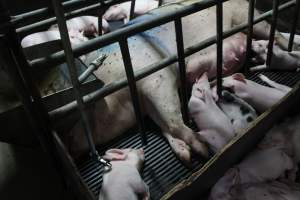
99;148;150;200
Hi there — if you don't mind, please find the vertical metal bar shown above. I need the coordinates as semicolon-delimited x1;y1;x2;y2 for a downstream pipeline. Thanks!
98;0;105;36
216;1;223;98
244;0;256;74
266;0;280;66
129;0;136;20
0;2;67;186
119;38;147;145
158;0;163;6
51;0;98;157
288;0;300;51
174;18;188;124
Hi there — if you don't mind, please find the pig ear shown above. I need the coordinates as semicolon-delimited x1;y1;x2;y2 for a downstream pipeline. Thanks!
103;149;127;161
232;73;246;83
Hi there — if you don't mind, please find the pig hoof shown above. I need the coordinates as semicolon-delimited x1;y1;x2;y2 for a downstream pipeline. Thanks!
168;137;192;166
190;139;209;159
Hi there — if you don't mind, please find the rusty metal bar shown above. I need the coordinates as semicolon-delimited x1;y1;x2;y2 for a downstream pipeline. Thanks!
216;1;223;98
244;0;255;73
48;0;296;120
174;18;188;124
288;0;300;51
51;0;98;158
30;0;296;70
266;0;280;66
130;0;136;20
119;38;147;145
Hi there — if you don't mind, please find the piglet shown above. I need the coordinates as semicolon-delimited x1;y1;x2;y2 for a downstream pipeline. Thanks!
188;73;234;153
103;0;158;23
186;33;247;83
50;16;110;36
217;90;257;133
218;73;291;113
99;148;150;200
251;40;300;71
21;29;88;48
210;147;294;200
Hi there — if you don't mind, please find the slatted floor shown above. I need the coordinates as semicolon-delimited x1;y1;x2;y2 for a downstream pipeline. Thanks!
78;71;300;200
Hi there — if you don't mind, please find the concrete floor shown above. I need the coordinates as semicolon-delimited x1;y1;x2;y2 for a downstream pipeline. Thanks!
0;141;69;200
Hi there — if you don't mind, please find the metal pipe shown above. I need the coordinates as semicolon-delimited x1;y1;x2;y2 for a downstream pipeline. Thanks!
78;54;107;83
266;0;280;66
119;38;147;145
130;0;136;20
174;18;188;124
31;0;296;72
16;0;132;38
216;1;223;98
48;0;296;119
288;0;300;51
243;0;255;73
30;0;232;69
0;2;66;185
158;0;163;6
51;0;98;157
12;0;98;27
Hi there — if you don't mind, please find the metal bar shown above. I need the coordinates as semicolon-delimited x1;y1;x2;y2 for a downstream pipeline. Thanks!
163;75;300;200
78;54;107;83
0;2;66;186
51;0;98;157
266;0;280;66
12;0;97;26
16;0;131;38
48;0;296;120
29;0;231;69
130;0;136;20
31;0;296;72
158;0;163;6
174;18;188;124
119;38;147;145
216;1;223;98
288;0;300;51
243;0;256;73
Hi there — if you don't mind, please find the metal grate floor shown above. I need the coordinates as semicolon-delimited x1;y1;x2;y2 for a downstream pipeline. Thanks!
78;71;300;200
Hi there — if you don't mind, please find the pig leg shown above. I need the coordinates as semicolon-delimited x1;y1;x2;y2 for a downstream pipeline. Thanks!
140;69;208;164
258;74;291;93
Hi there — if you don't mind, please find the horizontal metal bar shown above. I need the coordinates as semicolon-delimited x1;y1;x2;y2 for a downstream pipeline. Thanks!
48;0;296;120
16;0;133;38
30;0;230;69
12;0;98;26
30;0;296;71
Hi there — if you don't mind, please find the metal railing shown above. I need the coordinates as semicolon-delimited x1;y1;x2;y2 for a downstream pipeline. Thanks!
1;0;300;198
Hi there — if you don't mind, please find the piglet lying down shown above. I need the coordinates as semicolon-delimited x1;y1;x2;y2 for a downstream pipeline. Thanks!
99;148;149;200
188;73;235;153
218;73;291;113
